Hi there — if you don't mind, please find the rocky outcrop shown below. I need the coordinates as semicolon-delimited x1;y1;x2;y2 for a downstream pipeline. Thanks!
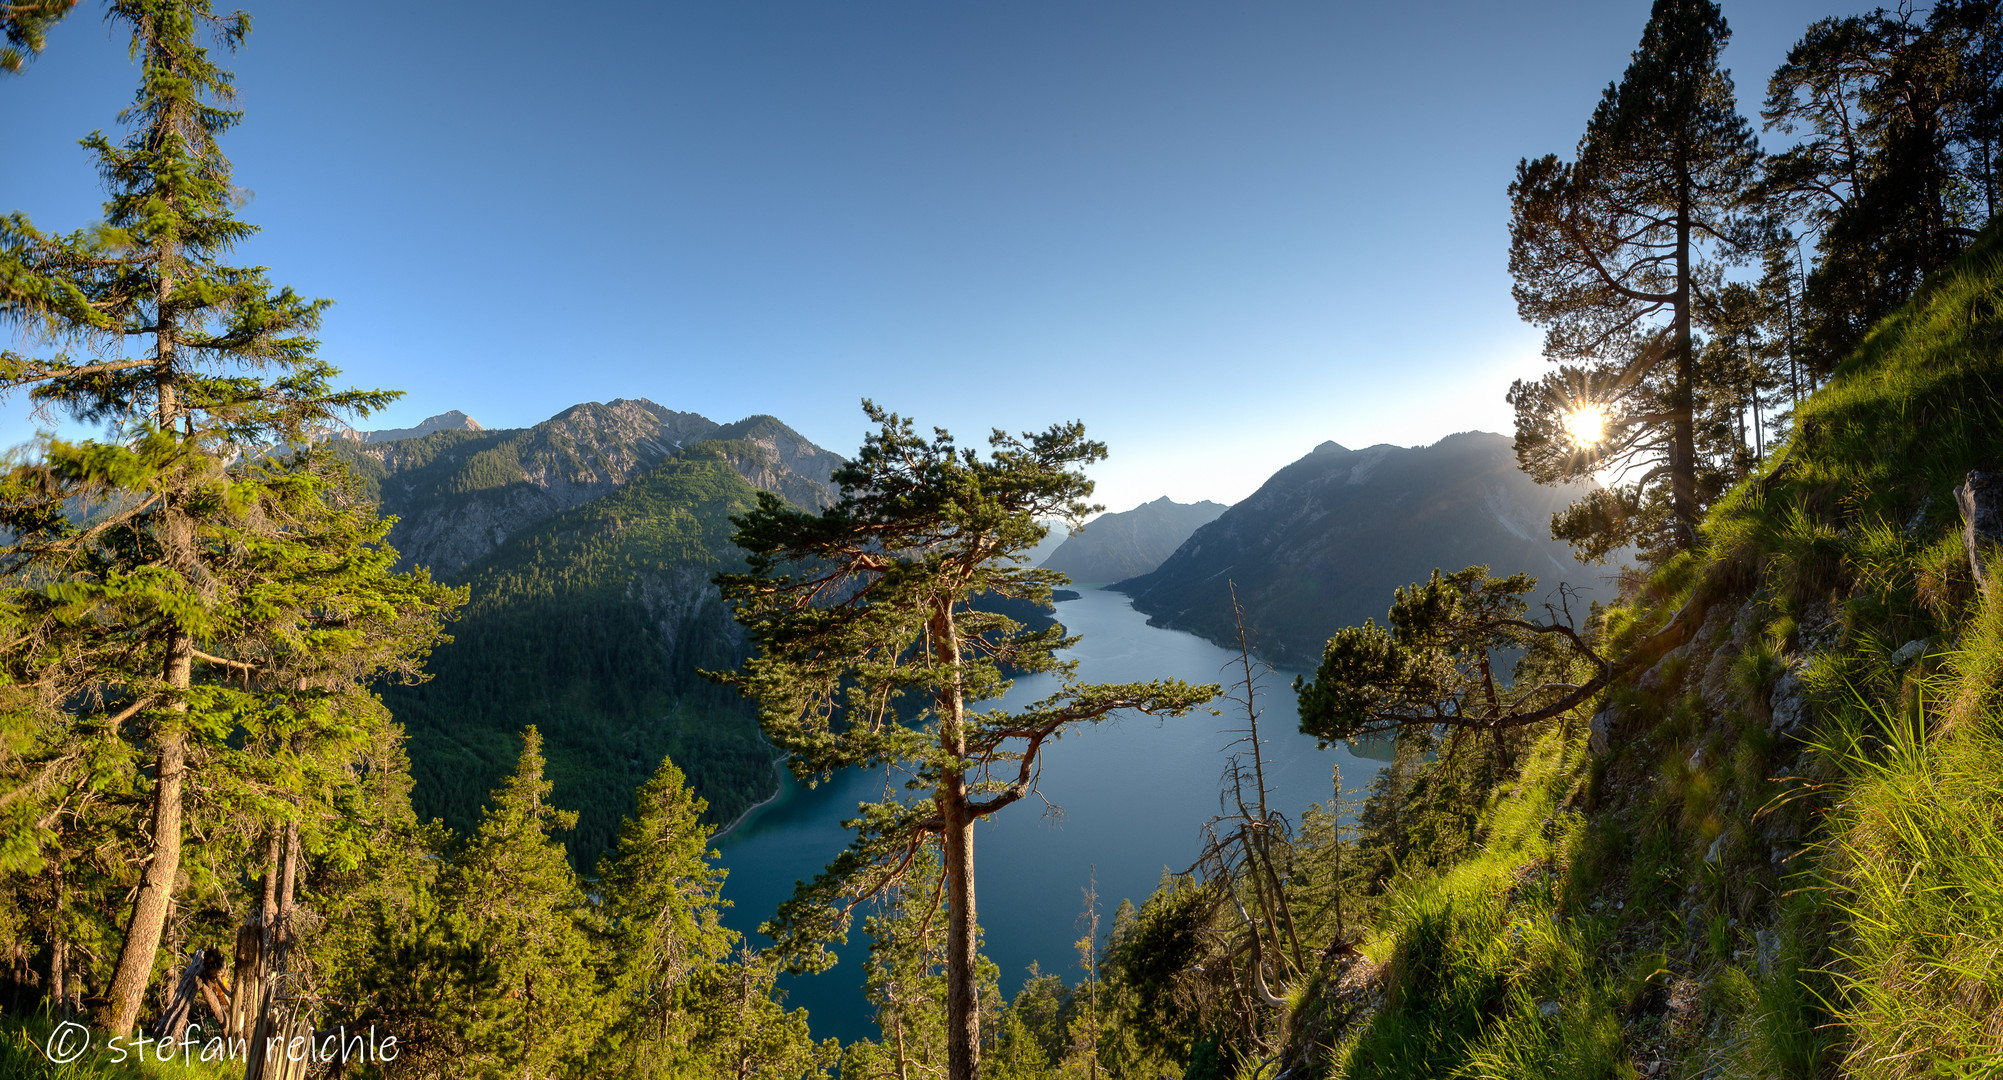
706;415;846;512
359;410;484;443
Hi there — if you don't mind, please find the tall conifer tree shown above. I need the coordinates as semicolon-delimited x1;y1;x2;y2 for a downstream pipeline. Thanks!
596;754;737;1075
1508;0;1760;560
714;402;1215;1080
0;0;454;1033
440;727;603;1078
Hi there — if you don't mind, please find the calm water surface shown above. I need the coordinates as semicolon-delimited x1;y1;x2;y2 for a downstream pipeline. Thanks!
711;586;1387;1044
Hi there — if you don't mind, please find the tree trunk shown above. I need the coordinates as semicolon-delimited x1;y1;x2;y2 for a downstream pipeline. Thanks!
934;600;980;1080
244;823;303;1080
228;833;282;1043
107;171;192;1034
1671;183;1699;545
106;714;186;1034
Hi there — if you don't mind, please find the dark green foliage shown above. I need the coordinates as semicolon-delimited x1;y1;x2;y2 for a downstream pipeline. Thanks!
434;728;604;1077
1295;566;1608;767
0;0;457;1033
1761;3;2002;375
1104;877;1212;1063
593;754;737;1075
324;734;828;1080
383;445;778;862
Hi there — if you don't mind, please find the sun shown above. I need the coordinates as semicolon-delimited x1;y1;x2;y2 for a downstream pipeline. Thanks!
1563;403;1608;447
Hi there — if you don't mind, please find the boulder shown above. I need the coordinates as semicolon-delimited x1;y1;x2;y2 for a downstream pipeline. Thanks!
1589;704;1617;757
1957;470;2003;592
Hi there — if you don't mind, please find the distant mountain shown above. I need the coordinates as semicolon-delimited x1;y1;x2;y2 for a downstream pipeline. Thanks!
338;399;841;577
350;409;485;443
1041;497;1229;583
1014;520;1070;568
1114;432;1604;667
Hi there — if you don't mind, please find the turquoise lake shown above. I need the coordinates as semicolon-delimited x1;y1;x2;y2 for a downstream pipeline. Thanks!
711;586;1389;1044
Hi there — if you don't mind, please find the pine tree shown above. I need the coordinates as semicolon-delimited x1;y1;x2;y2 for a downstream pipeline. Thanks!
0;0;457;1032
713;402;1216;1080
1507;0;1760;560
1758;3;1998;371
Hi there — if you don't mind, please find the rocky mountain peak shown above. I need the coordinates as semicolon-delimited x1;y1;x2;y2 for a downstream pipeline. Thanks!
340;400;843;578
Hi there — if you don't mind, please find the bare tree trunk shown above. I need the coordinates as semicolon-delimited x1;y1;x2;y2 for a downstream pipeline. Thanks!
49;932;67;1016
229;832;282;1043
244;823;303;1080
157;948;225;1041
934;600;980;1080
48;862;70;1015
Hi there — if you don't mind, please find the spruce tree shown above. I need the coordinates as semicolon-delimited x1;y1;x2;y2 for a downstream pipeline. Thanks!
714;402;1216;1080
441;727;603;1079
0;0;454;1033
595;753;737;1076
1507;0;1760;560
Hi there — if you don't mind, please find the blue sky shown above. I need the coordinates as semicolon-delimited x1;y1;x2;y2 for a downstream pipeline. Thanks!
5;0;1864;513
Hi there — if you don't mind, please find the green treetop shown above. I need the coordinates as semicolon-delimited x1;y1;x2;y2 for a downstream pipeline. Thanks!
713;401;1217;1080
1507;0;1761;563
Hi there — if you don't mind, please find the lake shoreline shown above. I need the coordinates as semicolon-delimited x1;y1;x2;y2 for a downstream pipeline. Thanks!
711;752;790;843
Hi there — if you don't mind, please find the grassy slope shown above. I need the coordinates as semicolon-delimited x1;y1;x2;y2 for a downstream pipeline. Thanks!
1299;226;2003;1079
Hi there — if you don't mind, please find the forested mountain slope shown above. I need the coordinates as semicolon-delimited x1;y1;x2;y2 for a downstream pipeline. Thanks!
1041;496;1227;583
1114;432;1601;664
382;437;794;859
343;404;845;860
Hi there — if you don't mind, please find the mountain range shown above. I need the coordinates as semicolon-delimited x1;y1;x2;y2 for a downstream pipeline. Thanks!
344;406;1606;858
1114;432;1606;666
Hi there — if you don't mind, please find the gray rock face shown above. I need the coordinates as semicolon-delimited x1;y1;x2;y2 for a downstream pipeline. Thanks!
705;415;845;514
1696;602;1751;714
1957;470;2003;591
362;410;484;443
1769;666;1810;734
